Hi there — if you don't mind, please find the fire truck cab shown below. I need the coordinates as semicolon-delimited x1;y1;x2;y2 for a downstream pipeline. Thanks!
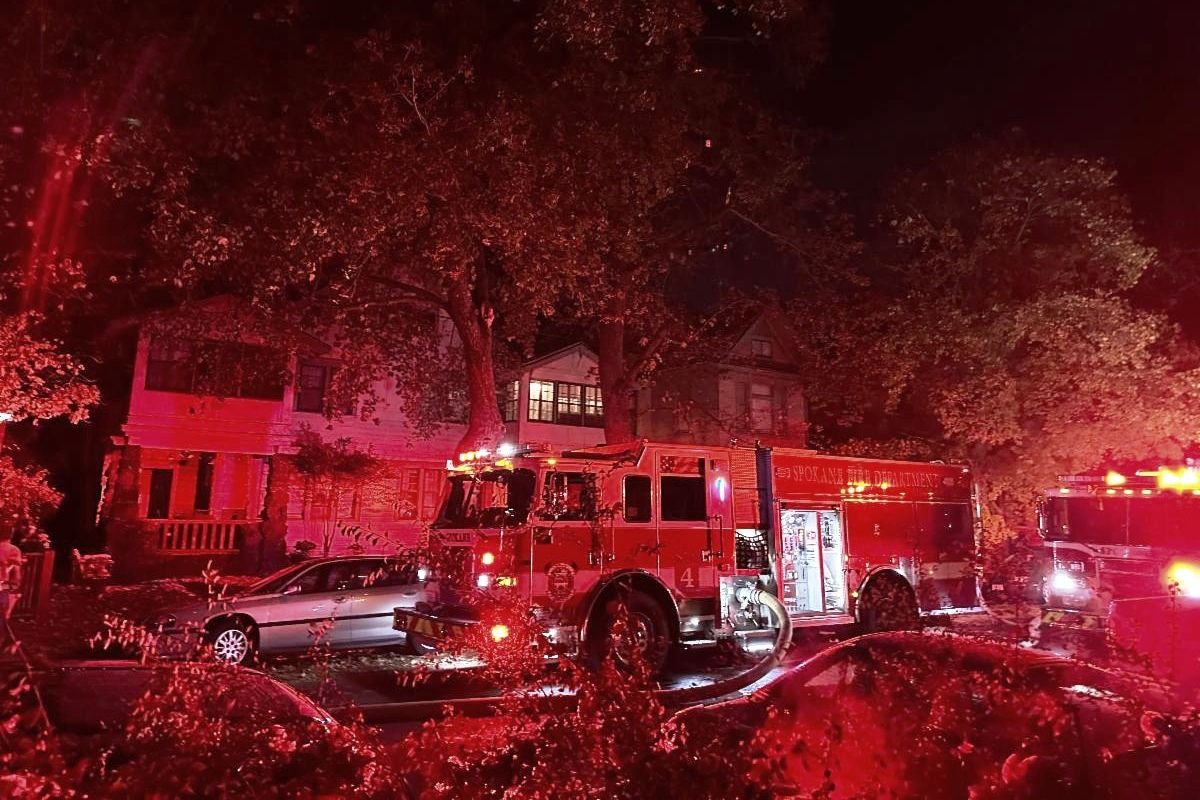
396;441;979;670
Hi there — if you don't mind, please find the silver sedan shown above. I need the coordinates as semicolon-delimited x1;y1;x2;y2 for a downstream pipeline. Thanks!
152;555;430;663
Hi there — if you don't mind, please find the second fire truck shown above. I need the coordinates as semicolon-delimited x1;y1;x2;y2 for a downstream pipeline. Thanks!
396;440;979;671
1040;467;1200;628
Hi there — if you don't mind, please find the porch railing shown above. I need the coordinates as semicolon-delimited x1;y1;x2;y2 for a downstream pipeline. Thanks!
154;520;245;553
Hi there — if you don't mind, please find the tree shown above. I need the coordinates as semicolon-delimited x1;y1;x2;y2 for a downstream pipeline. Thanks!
791;136;1200;540
290;428;386;557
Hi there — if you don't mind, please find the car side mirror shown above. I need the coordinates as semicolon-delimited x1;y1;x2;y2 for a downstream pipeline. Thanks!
283;583;302;596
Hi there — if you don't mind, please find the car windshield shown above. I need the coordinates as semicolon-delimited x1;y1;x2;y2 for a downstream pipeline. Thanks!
1044;495;1200;548
244;563;310;596
435;468;536;528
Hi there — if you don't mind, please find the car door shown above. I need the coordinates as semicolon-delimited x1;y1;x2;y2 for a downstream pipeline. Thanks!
353;558;426;647
257;562;358;652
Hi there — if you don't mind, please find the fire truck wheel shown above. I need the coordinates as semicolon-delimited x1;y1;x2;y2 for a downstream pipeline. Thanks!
588;591;672;675
858;574;920;633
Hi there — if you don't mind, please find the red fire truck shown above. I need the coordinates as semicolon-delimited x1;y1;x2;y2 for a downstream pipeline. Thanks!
395;441;979;671
1040;468;1200;628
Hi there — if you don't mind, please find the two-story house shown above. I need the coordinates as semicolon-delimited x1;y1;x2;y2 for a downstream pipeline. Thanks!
99;304;606;579
633;311;808;448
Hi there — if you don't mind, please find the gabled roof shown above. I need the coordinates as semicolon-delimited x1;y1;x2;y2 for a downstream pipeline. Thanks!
521;342;599;370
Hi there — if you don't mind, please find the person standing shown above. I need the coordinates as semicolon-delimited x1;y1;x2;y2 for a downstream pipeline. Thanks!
0;528;24;649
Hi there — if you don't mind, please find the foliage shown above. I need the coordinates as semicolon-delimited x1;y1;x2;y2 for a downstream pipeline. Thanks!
791;136;1200;540
0;455;62;530
291;427;387;556
0;314;98;426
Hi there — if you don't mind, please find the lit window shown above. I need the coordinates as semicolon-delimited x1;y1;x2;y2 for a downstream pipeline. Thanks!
528;380;556;422
555;383;583;426
583;386;604;427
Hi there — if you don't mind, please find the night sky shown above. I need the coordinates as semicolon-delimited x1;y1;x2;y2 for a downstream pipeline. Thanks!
809;0;1192;248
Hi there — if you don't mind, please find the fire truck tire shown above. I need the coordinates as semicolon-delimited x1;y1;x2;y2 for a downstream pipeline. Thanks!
857;573;921;633
587;591;672;675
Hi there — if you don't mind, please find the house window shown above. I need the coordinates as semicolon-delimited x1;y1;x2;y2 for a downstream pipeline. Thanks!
528;380;556;422
555;383;583;426
442;387;468;424
421;469;443;519
146;337;284;400
396;468;421;520
145;338;195;393
295;363;331;413
499;380;520;422
751;338;773;359
583;386;604;428
750;383;774;434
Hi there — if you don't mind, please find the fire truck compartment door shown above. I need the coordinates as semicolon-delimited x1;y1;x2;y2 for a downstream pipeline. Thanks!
779;508;847;615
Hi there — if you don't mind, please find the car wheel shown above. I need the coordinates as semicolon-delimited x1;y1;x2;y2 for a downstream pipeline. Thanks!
858;573;920;633
404;632;437;656
587;590;671;675
209;619;256;664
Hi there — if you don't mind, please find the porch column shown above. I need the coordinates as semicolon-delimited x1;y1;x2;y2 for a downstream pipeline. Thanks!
109;444;142;521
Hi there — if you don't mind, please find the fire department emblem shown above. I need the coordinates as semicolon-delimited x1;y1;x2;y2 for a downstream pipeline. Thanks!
545;562;575;603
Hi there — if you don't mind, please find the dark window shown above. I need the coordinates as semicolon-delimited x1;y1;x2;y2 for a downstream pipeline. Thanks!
294;362;332;413
146;337;284;400
395;468;420;520
751;338;773;359
660;476;707;521
145;339;195;392
237;344;286;400
441;387;468;424
624;475;652;523
147;469;173;519
193;453;215;512
499;380;520;422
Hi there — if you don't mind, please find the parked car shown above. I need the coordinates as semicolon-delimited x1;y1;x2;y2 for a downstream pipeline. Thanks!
672;632;1199;799
31;659;336;734
151;555;430;663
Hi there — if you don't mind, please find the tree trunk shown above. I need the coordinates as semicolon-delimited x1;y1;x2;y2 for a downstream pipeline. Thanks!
446;280;504;452
597;318;635;444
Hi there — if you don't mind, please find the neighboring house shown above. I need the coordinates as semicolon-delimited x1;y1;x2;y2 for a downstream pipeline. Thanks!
498;343;607;452
633;311;808;448
99;307;604;579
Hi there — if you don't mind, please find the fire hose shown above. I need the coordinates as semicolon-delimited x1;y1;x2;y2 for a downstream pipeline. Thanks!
354;589;793;723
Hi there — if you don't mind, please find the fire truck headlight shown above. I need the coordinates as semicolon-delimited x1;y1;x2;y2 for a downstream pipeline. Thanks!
416;567;429;582
480;551;496;566
490;623;510;642
476;572;492;589
1167;562;1200;598
1051;570;1082;594
497;442;517;458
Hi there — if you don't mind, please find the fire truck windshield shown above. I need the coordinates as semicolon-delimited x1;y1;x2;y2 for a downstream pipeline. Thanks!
435;468;536;528
1044;495;1200;549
